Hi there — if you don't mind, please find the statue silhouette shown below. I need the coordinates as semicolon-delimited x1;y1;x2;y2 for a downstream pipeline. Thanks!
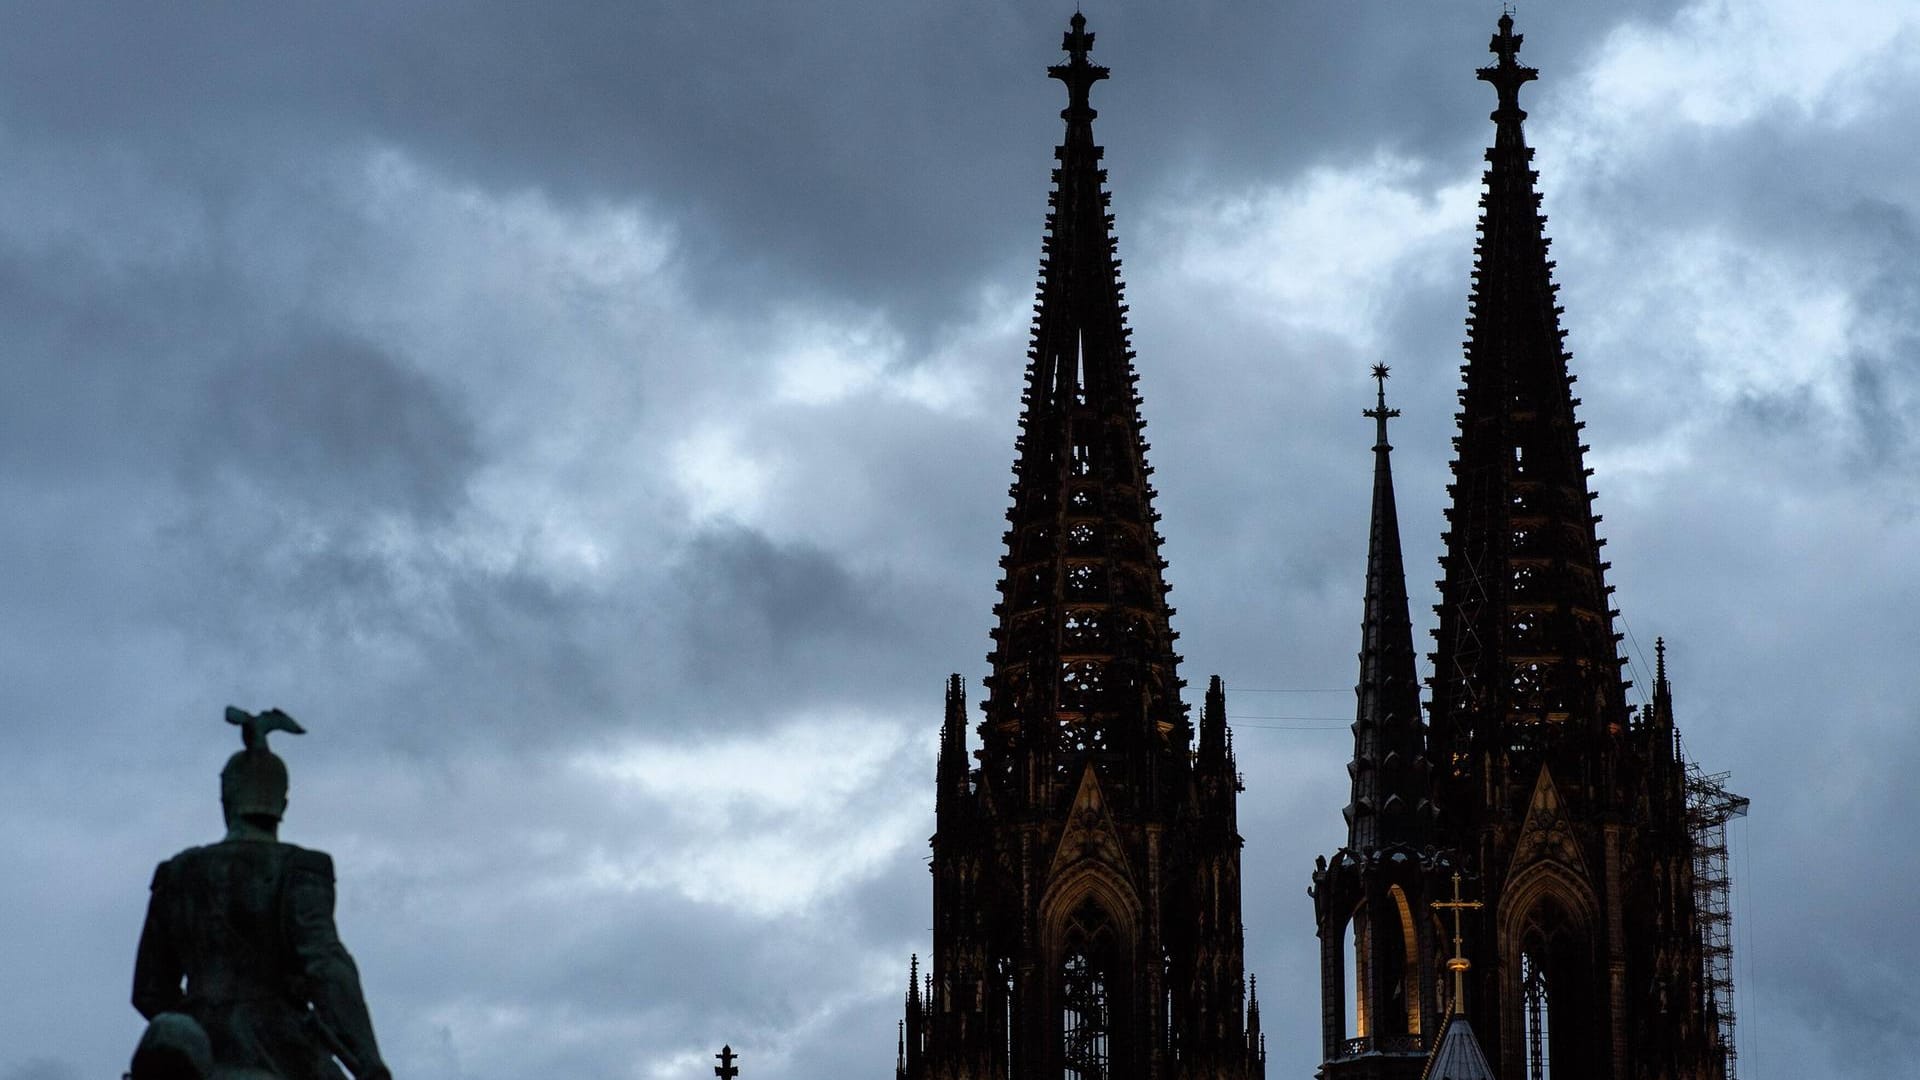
130;708;391;1080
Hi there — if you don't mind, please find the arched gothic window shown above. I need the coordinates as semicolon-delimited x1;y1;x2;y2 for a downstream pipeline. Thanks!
1345;892;1421;1046
1062;899;1113;1080
1385;885;1420;1037
1512;890;1594;1080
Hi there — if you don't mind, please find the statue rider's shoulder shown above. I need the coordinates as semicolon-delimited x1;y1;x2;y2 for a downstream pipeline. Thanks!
281;843;335;883
152;844;220;887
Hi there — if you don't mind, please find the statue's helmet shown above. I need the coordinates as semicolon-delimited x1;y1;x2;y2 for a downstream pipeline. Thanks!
220;746;289;822
219;706;305;823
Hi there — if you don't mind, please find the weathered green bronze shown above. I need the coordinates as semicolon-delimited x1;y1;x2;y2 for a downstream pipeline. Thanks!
129;708;392;1080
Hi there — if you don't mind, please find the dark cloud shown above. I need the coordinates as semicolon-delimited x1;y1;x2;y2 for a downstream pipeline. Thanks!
0;1;1673;332
672;525;895;671
186;329;480;520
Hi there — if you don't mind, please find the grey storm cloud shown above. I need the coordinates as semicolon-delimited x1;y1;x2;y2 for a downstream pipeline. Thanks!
0;1;1675;325
187;329;482;520
669;526;915;700
4;2;1919;1079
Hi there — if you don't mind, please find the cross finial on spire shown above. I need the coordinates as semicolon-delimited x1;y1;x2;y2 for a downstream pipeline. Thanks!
1049;11;1109;123
1478;9;1538;119
1363;364;1401;450
714;1045;739;1080
1432;872;1485;1016
1063;11;1093;63
1492;9;1521;65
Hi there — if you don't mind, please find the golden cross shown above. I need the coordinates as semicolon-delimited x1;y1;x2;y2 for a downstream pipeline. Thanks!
1431;871;1484;1015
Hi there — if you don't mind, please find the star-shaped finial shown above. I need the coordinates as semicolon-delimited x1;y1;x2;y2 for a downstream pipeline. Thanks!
1364;365;1400;424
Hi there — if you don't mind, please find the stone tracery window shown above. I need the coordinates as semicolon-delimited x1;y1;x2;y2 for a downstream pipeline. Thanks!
1062;900;1113;1080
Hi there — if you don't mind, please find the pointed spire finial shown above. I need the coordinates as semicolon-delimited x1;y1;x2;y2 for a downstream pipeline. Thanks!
1064;10;1092;62
1650;635;1675;743
1049;11;1109;124
1245;973;1262;1042
1478;8;1538;120
1201;674;1229;760
1363;364;1400;451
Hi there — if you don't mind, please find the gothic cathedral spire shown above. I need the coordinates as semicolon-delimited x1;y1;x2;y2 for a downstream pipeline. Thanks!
1313;370;1453;1080
983;10;1185;809
1349;367;1433;852
1431;9;1626;792
1421;15;1729;1080
903;15;1259;1080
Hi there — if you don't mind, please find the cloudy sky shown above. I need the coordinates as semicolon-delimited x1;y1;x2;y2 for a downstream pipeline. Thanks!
4;1;1918;1077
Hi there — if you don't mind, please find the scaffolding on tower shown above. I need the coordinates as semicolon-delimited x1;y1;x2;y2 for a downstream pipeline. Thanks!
1685;765;1748;1080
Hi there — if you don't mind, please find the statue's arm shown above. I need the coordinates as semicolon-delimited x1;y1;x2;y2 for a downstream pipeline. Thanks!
131;862;185;1019
287;849;391;1080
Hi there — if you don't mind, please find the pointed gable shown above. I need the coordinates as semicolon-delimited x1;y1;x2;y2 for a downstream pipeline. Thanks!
1506;764;1588;882
1047;762;1137;889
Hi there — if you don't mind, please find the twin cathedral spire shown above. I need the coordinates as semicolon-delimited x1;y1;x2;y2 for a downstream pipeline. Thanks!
903;16;1257;1080
903;12;1734;1080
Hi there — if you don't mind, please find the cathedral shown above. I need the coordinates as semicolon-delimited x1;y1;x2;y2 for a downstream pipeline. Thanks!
898;13;1740;1080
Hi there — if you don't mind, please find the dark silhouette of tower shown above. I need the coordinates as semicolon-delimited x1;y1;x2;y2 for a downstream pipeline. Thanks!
1417;14;1726;1080
900;15;1262;1080
1311;368;1455;1080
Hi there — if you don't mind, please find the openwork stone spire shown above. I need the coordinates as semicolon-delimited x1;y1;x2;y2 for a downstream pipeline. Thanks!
1430;10;1626;784
1407;18;1734;1080
1347;366;1431;851
982;8;1184;815
906;19;1255;1080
